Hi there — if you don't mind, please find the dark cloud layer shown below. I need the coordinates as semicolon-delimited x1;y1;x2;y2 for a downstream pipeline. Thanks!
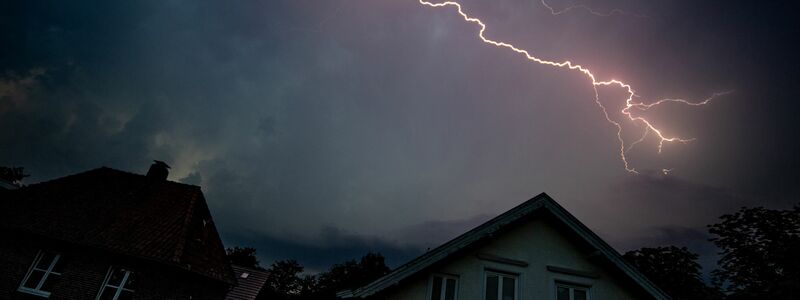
2;0;799;270
222;226;422;272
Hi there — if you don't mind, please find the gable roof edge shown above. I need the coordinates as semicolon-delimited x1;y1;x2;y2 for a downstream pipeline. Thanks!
345;193;671;299
347;193;549;297
540;198;671;300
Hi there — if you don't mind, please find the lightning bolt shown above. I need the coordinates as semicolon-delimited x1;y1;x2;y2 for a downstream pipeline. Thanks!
541;0;648;18
418;0;728;174
629;91;733;111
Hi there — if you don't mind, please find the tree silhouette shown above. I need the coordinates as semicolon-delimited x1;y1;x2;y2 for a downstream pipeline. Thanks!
623;246;719;300
0;166;28;186
260;260;305;299
314;252;390;298
708;206;800;298
226;246;264;270
252;252;391;299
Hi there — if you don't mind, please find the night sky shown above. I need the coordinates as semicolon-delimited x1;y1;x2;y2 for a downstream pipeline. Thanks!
2;0;799;275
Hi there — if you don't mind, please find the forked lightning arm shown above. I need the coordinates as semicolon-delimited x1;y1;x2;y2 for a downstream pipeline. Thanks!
418;0;729;174
540;0;648;18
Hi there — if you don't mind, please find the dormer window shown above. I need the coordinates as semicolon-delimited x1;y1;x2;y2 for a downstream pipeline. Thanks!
18;250;63;297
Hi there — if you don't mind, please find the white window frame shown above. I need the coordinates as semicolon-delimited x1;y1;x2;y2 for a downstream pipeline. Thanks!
483;270;519;300
18;250;62;298
95;266;135;300
555;282;591;300
428;273;459;300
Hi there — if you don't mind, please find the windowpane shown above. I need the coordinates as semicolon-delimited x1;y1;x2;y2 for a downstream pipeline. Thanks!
431;276;442;300
50;256;65;274
98;288;117;300
485;275;499;300
557;286;570;300
117;290;134;300
121;272;136;290
444;278;456;300
574;289;587;300
23;270;45;289
40;273;59;292
107;269;126;286
99;268;137;300
35;252;56;270
502;276;515;300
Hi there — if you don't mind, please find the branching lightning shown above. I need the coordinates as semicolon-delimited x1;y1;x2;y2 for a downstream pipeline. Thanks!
540;0;648;18
629;91;733;111
418;0;729;174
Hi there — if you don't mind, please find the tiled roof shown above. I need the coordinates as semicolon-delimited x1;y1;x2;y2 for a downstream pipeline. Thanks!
226;265;269;300
0;167;236;285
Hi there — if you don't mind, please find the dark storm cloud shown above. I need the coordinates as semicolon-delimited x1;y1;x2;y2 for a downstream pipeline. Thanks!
589;173;753;281
222;226;422;272
393;214;492;249
591;172;748;238
221;213;495;271
3;0;799;270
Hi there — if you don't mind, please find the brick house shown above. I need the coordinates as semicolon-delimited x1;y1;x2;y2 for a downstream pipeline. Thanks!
0;162;236;299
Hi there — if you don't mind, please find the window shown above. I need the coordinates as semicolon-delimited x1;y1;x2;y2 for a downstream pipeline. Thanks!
556;283;589;300
484;271;517;300
18;250;63;297
96;267;136;300
429;274;458;300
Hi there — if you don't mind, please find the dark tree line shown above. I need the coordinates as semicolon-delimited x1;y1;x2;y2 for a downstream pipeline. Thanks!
623;246;722;300
226;248;390;299
624;205;800;300
230;205;800;300
226;247;264;270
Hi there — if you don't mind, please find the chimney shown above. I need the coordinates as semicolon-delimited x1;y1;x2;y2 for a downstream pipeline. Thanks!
146;160;170;181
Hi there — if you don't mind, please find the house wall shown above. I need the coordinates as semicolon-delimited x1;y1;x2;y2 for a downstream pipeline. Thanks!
380;216;649;300
0;233;230;300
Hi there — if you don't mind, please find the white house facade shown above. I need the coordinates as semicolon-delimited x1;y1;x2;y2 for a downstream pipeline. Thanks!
338;193;670;300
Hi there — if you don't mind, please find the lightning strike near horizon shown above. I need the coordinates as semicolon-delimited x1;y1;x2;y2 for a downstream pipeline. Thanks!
540;0;648;18
418;0;728;174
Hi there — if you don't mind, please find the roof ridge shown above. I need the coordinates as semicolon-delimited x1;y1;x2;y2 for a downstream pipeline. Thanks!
343;193;670;299
20;167;111;188
540;199;671;299
22;166;202;189
347;193;549;297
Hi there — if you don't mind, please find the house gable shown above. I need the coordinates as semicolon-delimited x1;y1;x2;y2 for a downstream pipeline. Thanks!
339;193;669;299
